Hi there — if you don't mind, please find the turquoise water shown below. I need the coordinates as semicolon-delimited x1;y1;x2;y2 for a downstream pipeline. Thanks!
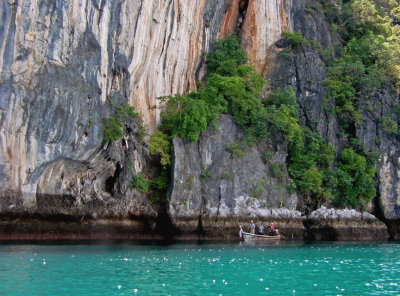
0;241;399;295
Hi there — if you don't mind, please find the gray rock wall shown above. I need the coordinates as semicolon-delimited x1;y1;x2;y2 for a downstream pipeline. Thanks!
169;115;300;233
0;0;230;217
0;0;399;239
267;1;400;225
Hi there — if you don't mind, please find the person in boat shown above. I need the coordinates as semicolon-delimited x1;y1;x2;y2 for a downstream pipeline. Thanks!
258;224;264;235
249;220;256;234
268;223;275;236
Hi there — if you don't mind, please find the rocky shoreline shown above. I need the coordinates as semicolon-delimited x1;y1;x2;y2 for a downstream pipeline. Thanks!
1;1;400;244
0;207;393;241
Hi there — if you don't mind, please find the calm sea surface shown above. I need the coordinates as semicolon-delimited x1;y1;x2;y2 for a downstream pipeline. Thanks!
0;240;399;295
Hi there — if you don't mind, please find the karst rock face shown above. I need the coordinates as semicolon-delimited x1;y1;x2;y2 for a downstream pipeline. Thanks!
0;0;398;239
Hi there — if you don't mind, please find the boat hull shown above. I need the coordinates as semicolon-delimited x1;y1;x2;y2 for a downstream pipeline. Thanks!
241;231;281;240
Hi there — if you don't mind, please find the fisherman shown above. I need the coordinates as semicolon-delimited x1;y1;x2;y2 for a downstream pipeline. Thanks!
258;224;264;235
268;223;275;236
249;220;256;234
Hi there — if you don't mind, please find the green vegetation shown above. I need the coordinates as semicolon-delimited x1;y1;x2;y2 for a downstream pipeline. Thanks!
102;103;147;144
262;151;274;164
379;115;398;135
323;0;400;135
148;168;169;203
149;131;171;167
331;148;376;208
226;142;244;158
102;117;124;144
186;176;194;187
250;179;264;199
268;163;285;181
129;173;149;193
287;129;335;202
268;0;400;208
281;32;309;49
129;169;169;204
200;165;212;180
158;35;268;144
150;7;400;209
220;172;232;180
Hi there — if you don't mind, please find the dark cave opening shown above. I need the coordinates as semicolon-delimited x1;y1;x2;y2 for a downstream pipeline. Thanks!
105;162;122;195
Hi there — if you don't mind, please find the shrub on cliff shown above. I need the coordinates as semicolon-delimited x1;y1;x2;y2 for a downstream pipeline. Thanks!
205;35;247;74
308;0;400;207
149;131;171;167
158;35;267;143
324;0;400;136
155;27;382;209
130;174;149;193
331;148;376;208
102;103;147;144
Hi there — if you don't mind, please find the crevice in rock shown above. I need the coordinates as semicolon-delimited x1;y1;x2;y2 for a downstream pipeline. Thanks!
121;138;127;150
196;188;206;239
155;211;177;239
105;162;121;195
216;185;222;218
197;210;204;239
236;0;249;30
374;176;397;239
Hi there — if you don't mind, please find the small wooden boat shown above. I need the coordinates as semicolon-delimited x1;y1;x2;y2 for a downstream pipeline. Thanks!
239;227;283;240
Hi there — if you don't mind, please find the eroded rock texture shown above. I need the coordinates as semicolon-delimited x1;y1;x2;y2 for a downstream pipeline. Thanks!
169;116;300;237
0;0;399;239
0;1;291;216
0;0;231;220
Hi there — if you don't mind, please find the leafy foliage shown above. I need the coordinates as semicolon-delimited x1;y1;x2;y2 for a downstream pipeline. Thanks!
102;103;146;144
281;32;309;49
379;115;398;135
269;163;285;181
205;35;248;74
102;117;124;144
290;0;400;208
200;165;212;180
159;94;208;142
287;128;335;201
151;23;387;209
149;168;169;203
129;174;149;193
226;142;244;158
149;131;171;167
331;148;376;208
158;35;267;144
324;0;400;135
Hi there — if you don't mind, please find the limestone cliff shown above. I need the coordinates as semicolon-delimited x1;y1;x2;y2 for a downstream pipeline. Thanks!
0;0;229;216
169;116;301;238
0;0;398;240
0;1;293;221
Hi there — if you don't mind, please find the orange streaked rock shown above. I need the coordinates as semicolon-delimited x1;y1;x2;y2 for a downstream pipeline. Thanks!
240;0;292;76
220;0;239;38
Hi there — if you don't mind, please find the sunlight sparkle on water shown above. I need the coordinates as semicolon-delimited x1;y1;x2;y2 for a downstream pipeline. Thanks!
0;242;399;295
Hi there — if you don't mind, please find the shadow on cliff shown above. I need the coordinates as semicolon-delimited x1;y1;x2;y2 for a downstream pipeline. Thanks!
128;208;177;240
303;219;339;241
155;212;178;240
372;192;400;240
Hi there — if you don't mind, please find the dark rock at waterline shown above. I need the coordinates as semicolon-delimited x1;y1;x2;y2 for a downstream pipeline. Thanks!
0;213;389;241
304;219;389;241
